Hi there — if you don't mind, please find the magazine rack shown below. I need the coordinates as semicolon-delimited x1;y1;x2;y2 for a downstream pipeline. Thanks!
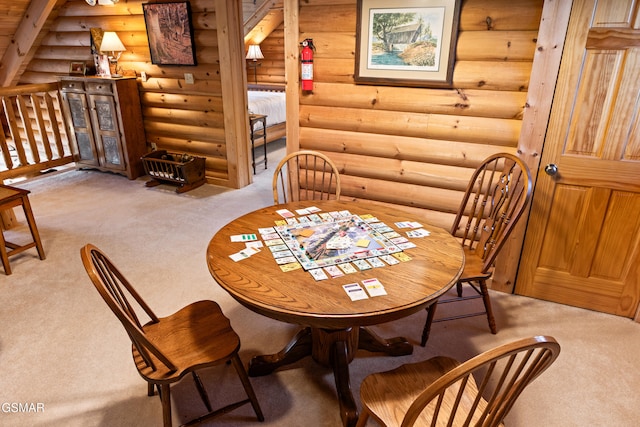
142;150;206;193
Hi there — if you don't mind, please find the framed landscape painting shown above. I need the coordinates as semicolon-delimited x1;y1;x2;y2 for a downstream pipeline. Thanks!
142;1;197;66
355;0;461;88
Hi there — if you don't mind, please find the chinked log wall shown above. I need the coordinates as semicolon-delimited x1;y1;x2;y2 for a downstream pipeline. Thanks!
294;0;543;232
20;0;248;188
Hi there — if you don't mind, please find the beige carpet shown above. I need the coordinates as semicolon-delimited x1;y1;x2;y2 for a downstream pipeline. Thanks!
1;139;639;427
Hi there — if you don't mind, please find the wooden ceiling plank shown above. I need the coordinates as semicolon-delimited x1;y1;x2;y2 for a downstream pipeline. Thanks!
0;0;59;87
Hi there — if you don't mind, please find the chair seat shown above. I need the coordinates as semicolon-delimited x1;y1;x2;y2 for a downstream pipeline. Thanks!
459;246;493;282
360;356;501;426
134;300;241;383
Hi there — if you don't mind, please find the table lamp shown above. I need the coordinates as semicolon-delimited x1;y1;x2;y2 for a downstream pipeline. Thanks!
100;31;126;77
246;44;264;84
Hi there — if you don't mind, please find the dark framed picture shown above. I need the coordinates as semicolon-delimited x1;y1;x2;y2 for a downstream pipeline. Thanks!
355;0;461;88
142;1;197;66
69;61;86;75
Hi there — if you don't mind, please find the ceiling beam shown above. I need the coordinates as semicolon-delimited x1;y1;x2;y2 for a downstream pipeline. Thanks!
244;0;284;45
0;0;59;87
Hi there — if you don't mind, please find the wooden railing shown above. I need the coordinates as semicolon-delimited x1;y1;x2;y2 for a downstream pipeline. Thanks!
0;83;74;181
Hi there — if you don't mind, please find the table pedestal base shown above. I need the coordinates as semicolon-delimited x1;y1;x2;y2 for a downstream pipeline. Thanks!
248;326;412;427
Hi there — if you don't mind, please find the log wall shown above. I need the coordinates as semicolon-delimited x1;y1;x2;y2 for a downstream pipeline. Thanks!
19;0;250;188
247;22;285;85
295;0;543;231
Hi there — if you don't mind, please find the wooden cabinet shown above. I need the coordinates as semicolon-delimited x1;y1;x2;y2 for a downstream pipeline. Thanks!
59;76;146;179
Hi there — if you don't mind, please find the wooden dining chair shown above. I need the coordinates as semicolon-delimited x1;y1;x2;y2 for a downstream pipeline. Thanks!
357;336;560;427
80;244;264;427
272;150;341;204
421;153;533;347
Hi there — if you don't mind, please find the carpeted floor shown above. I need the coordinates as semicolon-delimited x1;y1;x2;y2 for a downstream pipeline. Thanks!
1;139;639;426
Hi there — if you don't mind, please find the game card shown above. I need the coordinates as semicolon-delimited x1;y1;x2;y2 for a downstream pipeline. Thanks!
392;252;412;262
307;214;322;222
309;268;329;281
390;236;410;244
229;246;260;262
356;238;371;247
272;250;294;259
379;254;400;265
276;209;295;218
407;228;431;238
367;257;386;268
397;242;417;250
324;265;344;277
246;241;263;249
362;278;387;296
268;244;289;252
261;232;281;241
306;206;321;213
264;238;285;246
343;283;368;301
338;263;358;274
231;233;257;242
275;256;298;265
258;227;276;234
382;231;401;239
353;259;372;270
280;262;302;272
295;208;311;215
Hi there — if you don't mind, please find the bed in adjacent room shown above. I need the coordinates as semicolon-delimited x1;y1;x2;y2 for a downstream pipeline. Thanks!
247;84;286;144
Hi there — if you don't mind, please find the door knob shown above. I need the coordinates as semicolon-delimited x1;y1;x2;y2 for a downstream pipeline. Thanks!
544;164;558;176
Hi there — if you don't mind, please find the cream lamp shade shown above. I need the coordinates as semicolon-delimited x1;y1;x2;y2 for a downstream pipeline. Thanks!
100;32;126;77
246;45;264;61
100;31;126;56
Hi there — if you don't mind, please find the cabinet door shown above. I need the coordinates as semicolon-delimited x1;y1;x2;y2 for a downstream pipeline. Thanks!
64;92;99;166
88;94;126;172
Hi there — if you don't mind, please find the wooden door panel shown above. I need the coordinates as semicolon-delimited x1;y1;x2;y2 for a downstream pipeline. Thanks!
537;186;586;271
517;0;640;320
592;192;640;279
565;51;622;157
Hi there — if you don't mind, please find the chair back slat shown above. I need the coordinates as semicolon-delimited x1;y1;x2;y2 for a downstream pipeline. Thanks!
273;150;341;204
402;336;560;427
81;244;178;372
451;153;532;273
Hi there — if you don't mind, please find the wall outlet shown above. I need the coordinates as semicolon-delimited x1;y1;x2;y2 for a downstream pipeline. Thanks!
140;71;148;82
150;142;157;151
184;73;194;84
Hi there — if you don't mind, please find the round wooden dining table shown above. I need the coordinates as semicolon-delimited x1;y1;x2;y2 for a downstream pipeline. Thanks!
206;199;464;427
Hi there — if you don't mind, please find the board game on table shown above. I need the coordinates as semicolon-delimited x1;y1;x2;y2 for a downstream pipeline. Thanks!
270;211;403;271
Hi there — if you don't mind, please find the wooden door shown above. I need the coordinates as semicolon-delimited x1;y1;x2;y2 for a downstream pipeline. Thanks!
517;0;640;320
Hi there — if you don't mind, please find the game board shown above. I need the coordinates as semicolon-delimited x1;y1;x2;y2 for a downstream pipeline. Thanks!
274;214;401;271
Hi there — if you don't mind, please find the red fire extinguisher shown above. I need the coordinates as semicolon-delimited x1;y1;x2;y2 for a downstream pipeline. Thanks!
300;38;315;91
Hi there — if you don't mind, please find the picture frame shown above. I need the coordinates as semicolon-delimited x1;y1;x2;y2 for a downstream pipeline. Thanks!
355;0;461;88
96;54;111;78
142;1;197;66
69;61;87;75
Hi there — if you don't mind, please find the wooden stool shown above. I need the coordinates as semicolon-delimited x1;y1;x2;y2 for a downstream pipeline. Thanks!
0;185;46;275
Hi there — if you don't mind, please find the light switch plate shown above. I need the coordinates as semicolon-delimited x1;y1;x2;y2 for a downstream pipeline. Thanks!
185;73;194;84
140;71;147;82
